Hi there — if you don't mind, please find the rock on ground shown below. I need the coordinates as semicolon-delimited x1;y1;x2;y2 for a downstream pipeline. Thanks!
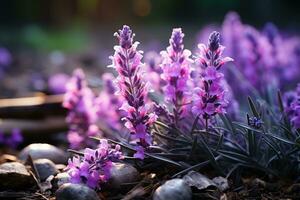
0;162;35;189
34;158;59;181
19;143;68;164
108;162;140;189
55;183;100;200
153;178;192;200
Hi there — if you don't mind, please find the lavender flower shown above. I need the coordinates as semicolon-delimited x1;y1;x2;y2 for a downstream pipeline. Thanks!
160;28;193;127
144;51;163;92
95;73;124;131
248;115;263;129
0;128;23;149
48;73;70;94
221;12;300;93
284;84;300;129
192;31;233;125
63;69;100;149
0;48;12;67
66;139;123;189
109;25;157;159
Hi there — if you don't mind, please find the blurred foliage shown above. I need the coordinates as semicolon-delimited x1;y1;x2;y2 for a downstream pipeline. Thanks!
22;25;89;52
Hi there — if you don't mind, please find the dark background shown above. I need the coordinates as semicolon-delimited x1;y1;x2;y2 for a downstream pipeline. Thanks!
0;0;299;51
0;0;299;28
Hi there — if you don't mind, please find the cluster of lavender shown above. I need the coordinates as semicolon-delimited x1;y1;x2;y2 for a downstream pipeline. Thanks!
222;12;300;93
160;28;193;127
109;25;157;159
0;129;23;149
284;84;300;129
63;69;100;149
95;73;125;132
144;51;163;92
66;139;123;189
192;31;233;125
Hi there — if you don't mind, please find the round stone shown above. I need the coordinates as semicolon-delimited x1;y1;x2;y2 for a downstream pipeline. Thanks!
108;162;140;189
153;178;192;200
34;158;59;181
19;143;68;164
55;183;100;200
0;162;35;189
52;172;70;190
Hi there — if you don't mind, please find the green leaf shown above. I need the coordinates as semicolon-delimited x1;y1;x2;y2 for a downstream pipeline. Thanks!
277;90;285;113
233;122;263;133
247;129;256;157
264;133;295;145
190;115;200;135
261;136;282;159
215;133;224;152
152;128;190;144
144;153;184;168
189;135;198;160
198;136;224;175
172;160;211;178
248;96;260;117
155;121;185;136
218;150;253;165
91;136;183;168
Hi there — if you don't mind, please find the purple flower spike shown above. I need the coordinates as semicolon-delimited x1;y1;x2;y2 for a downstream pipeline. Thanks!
144;51;163;92
114;25;134;49
285;84;300;129
160;28;193;127
66;139;123;189
95;73;124;132
110;25;157;159
63;69;100;149
0;48;12;67
208;31;221;52
192;31;233;125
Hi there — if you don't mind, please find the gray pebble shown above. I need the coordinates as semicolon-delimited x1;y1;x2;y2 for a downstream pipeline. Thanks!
153;178;192;200
55;183;100;200
19;143;68;164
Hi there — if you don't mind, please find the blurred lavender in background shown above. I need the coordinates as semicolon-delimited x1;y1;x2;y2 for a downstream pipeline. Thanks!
0;47;12;77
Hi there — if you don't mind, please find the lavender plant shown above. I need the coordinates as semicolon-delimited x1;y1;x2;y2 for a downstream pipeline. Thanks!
222;12;300;95
66;139;123;189
284;84;300;129
109;25;157;159
63;69;100;149
95;73;125;132
144;51;163;93
62;23;300;194
192;31;233;127
160;28;193;128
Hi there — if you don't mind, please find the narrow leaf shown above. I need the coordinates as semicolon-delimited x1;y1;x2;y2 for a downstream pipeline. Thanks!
248;96;259;117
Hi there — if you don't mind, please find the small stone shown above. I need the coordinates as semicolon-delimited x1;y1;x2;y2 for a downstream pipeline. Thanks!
55;183;100;200
153;179;192;200
212;176;229;192
0;162;35;189
19;143;68;164
108;162;140;189
34;159;59;181
52;172;70;190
